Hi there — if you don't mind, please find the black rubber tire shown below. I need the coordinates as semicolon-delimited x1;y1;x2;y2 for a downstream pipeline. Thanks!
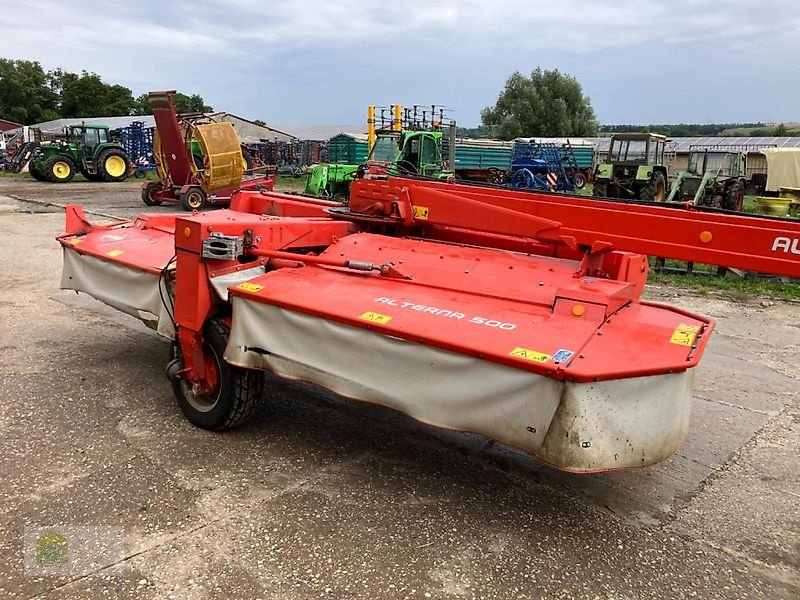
724;182;744;212
639;172;666;202
172;319;265;430
97;149;131;182
180;186;206;211
29;163;47;181
592;182;608;197
80;169;103;182
142;181;163;206
241;147;254;170
43;155;76;183
572;171;586;189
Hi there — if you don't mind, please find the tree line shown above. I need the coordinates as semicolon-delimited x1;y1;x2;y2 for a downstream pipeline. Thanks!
0;58;211;125
599;123;777;137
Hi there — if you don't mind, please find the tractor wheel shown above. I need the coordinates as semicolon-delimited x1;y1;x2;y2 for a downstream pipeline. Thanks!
172;319;265;430
724;182;745;212
639;172;666;202
572;171;586;189
241;147;254;170
180;186;206;211
592;182;608;197
97;149;131;182
142;181;163;206
43;155;76;183
29;163;47;181
80;169;102;182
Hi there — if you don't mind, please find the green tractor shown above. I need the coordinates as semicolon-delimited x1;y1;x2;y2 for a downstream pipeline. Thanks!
303;128;451;198
593;133;669;201
304;104;456;199
29;124;131;183
666;147;746;211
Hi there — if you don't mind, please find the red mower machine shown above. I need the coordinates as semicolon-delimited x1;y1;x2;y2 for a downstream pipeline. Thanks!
59;176;800;473
141;90;274;211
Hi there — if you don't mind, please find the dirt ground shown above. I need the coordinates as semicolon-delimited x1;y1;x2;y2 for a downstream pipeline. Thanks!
0;178;798;599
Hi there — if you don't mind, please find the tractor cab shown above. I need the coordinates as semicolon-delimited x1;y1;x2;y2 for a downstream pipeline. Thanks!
687;149;745;178
593;133;669;201
68;124;110;153
367;130;444;177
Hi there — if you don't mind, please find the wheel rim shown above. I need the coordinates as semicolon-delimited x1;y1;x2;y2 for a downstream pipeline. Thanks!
52;161;71;180
105;155;127;177
181;347;221;413
187;192;203;209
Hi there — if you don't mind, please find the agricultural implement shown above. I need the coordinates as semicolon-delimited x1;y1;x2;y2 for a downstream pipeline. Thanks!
507;141;580;192
141;91;274;211
58;175;800;473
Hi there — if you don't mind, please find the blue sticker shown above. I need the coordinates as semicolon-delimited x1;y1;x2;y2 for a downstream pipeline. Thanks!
552;349;574;364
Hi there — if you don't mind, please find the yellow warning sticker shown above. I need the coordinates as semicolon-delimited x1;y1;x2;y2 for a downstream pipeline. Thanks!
69;238;83;245
359;311;393;324
237;282;264;292
509;347;551;363
106;249;124;257
412;205;430;220
670;324;700;346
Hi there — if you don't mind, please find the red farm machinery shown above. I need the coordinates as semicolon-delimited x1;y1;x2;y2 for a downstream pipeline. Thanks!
59;174;800;473
141;91;274;211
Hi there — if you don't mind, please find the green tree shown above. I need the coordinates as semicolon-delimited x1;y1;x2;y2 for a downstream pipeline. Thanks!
132;91;212;116
481;68;598;139
0;59;59;124
59;71;136;117
774;123;788;136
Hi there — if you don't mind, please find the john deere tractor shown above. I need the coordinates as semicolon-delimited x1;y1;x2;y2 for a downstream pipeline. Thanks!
593;133;669;201
666;147;746;211
28;124;131;183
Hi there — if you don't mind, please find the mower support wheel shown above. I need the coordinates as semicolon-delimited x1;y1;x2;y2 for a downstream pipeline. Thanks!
572;171;586;189
44;155;76;183
172;319;265;430
142;181;163;206
180;186;206;211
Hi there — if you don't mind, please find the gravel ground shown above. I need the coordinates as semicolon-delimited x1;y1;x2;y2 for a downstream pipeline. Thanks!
0;178;798;599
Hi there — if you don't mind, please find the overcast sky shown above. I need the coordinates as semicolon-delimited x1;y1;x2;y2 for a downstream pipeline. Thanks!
2;0;799;126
